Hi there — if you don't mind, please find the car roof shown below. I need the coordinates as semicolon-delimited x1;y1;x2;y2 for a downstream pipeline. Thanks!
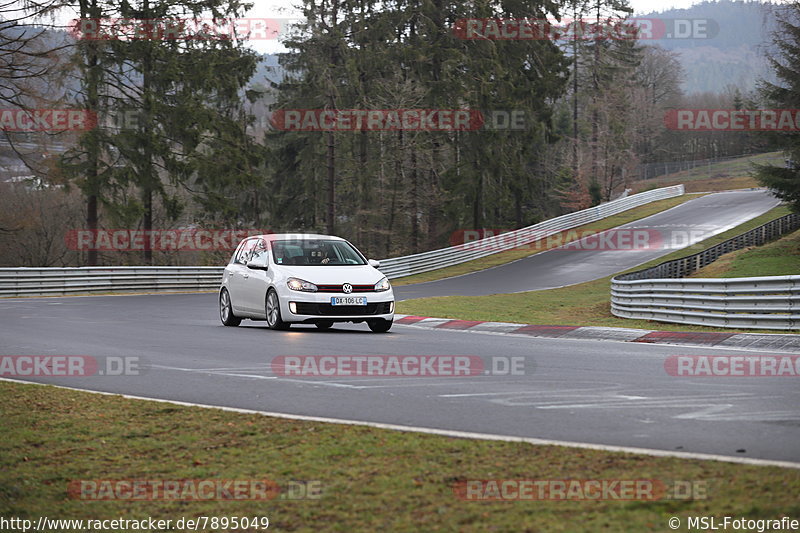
247;233;346;242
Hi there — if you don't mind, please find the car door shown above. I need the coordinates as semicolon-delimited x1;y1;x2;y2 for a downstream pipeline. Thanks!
228;237;257;315
240;238;272;316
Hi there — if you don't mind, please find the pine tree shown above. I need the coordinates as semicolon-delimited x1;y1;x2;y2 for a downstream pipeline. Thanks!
61;0;260;264
755;2;800;212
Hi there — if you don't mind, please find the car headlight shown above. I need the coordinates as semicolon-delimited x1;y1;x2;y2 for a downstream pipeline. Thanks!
287;277;318;292
374;277;390;292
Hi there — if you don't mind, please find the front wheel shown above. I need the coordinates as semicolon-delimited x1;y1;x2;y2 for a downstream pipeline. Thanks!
266;289;290;330
367;319;392;333
219;288;241;327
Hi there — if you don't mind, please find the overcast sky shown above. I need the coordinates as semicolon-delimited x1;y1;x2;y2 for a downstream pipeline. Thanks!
629;0;702;12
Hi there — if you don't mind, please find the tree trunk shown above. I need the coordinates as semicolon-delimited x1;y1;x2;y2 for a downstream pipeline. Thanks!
590;0;600;186
142;0;154;264
386;130;403;255
472;153;483;230
86;194;98;266
83;0;101;266
410;148;419;253
572;2;579;181
325;0;339;235
326;130;335;234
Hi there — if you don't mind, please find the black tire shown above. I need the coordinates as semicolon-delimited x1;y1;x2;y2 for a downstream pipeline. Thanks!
367;318;392;333
315;320;334;330
219;288;241;327
265;289;290;330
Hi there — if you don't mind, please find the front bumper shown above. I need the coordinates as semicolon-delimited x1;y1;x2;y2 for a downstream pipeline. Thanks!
279;288;395;323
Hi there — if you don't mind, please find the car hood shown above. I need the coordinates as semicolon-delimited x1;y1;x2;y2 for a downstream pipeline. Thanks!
277;265;386;286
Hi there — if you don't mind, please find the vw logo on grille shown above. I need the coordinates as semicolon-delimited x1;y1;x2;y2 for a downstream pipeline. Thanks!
342;283;353;293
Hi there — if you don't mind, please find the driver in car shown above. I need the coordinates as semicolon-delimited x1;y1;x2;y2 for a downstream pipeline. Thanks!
309;244;332;264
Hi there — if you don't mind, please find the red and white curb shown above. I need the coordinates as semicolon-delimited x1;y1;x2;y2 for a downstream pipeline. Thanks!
393;315;800;353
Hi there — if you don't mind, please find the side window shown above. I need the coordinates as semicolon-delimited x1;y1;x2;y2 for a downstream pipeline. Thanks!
230;241;246;265
234;238;257;265
250;239;268;265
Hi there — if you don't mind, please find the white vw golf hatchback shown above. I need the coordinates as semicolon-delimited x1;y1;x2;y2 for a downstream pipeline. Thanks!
219;234;394;332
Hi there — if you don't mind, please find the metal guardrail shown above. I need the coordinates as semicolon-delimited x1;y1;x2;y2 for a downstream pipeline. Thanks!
611;213;800;330
0;185;685;297
0;266;225;297
377;184;685;279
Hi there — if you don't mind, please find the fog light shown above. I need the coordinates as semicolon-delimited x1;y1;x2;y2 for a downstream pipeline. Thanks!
389;301;394;313
289;302;297;314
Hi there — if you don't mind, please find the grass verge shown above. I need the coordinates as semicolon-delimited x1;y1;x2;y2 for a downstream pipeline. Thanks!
392;194;703;286
1;381;798;532
397;206;797;334
689;228;800;278
630;152;783;194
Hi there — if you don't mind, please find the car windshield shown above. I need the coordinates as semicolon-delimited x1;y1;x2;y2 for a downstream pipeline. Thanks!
271;239;367;266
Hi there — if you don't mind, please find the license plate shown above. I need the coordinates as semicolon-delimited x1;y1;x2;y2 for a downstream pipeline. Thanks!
331;296;367;306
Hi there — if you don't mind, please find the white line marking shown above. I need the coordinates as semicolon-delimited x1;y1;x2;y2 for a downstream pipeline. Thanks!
3;377;799;469
213;372;278;380
152;365;364;388
152;364;532;390
441;391;543;398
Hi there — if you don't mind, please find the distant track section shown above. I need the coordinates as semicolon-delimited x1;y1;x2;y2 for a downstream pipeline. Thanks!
394;189;780;300
377;185;685;279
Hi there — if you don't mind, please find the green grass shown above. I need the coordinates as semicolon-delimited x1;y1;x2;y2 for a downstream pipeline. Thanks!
1;381;798;532
689;228;800;279
397;206;797;334
630;152;783;194
392;194;704;286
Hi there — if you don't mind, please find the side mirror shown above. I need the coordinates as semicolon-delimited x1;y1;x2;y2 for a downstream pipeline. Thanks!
246;259;268;270
368;259;381;268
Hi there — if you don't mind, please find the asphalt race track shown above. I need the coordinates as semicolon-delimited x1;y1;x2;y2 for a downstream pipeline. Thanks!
395;189;781;300
2;188;797;464
1;293;798;463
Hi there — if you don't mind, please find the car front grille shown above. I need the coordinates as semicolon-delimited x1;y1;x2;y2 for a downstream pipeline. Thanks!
294;302;392;316
316;284;374;293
